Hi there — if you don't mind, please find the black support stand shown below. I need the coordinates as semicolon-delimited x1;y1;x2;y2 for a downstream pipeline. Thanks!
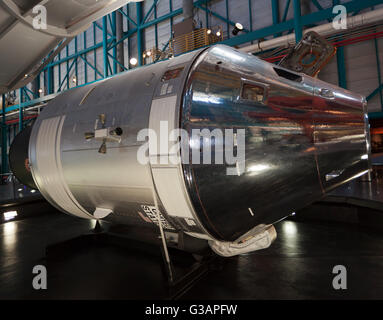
45;223;219;300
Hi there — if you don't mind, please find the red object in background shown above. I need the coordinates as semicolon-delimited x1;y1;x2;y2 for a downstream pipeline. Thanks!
5;115;37;125
370;118;383;153
263;30;383;64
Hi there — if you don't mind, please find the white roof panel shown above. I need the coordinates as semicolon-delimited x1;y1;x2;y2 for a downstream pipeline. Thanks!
0;0;142;94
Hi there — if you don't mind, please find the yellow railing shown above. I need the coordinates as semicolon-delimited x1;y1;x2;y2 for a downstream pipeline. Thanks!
170;27;223;56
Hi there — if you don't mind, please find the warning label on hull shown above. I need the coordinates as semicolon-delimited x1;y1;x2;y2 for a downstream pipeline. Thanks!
141;205;175;230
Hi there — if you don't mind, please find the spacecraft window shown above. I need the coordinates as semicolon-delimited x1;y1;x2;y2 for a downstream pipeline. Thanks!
241;83;266;104
273;67;302;82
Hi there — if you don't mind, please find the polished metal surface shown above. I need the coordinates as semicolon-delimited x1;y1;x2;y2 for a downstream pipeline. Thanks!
28;49;208;235
25;44;370;243
181;45;370;241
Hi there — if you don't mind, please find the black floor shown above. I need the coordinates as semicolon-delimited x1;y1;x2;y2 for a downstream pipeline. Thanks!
1;209;383;300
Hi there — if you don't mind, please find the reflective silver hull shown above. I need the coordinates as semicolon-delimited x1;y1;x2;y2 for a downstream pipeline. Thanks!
26;45;370;242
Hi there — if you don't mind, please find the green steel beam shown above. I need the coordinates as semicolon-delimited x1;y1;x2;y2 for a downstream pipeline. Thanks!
127;4;131;69
169;0;173;44
336;46;347;88
95;21;114;37
333;0;346;89
58;58;77;92
118;7;137;26
66;46;69;89
374;36;383;110
5;0;383;122
75;37;78;84
371;5;383;111
293;0;302;43
272;0;280;37
367;83;383;102
282;0;291;22
23;87;33;101
311;0;323;11
154;0;158;48
46;0;212;71
79;54;103;78
226;0;230;39
107;52;128;71
58;51;61;88
83;30;88;84
1;94;8;174
222;0;383;47
143;0;159;24
5;93;59;113
112;12;118;74
93;22;97;80
137;1;143;66
195;3;250;33
47;66;54;94
103;16;109;77
7;126;10;149
315;0;332;22
368;111;383;119
248;0;253;32
18;88;23;132
248;0;253;44
108;13;115;31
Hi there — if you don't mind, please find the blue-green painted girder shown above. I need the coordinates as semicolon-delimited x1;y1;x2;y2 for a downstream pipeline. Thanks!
1;94;8;174
103;16;109;77
292;0;302;43
4;0;383;122
222;0;383;47
136;1;143;66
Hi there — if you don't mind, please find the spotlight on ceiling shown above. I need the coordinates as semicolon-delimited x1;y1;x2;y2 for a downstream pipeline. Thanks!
232;22;244;35
207;29;212;35
130;57;138;66
216;31;221;37
146;50;152;57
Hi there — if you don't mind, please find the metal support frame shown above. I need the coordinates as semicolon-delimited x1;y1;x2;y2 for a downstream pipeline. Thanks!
116;10;125;73
333;0;347;89
374;36;383;110
2;0;383;173
293;0;302;43
195;1;249;34
223;0;383;46
272;0;280;37
18;88;23;132
282;0;291;23
137;1;144;66
103;16;110;77
3;0;383;121
366;6;383;115
336;46;347;89
1;94;7;175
